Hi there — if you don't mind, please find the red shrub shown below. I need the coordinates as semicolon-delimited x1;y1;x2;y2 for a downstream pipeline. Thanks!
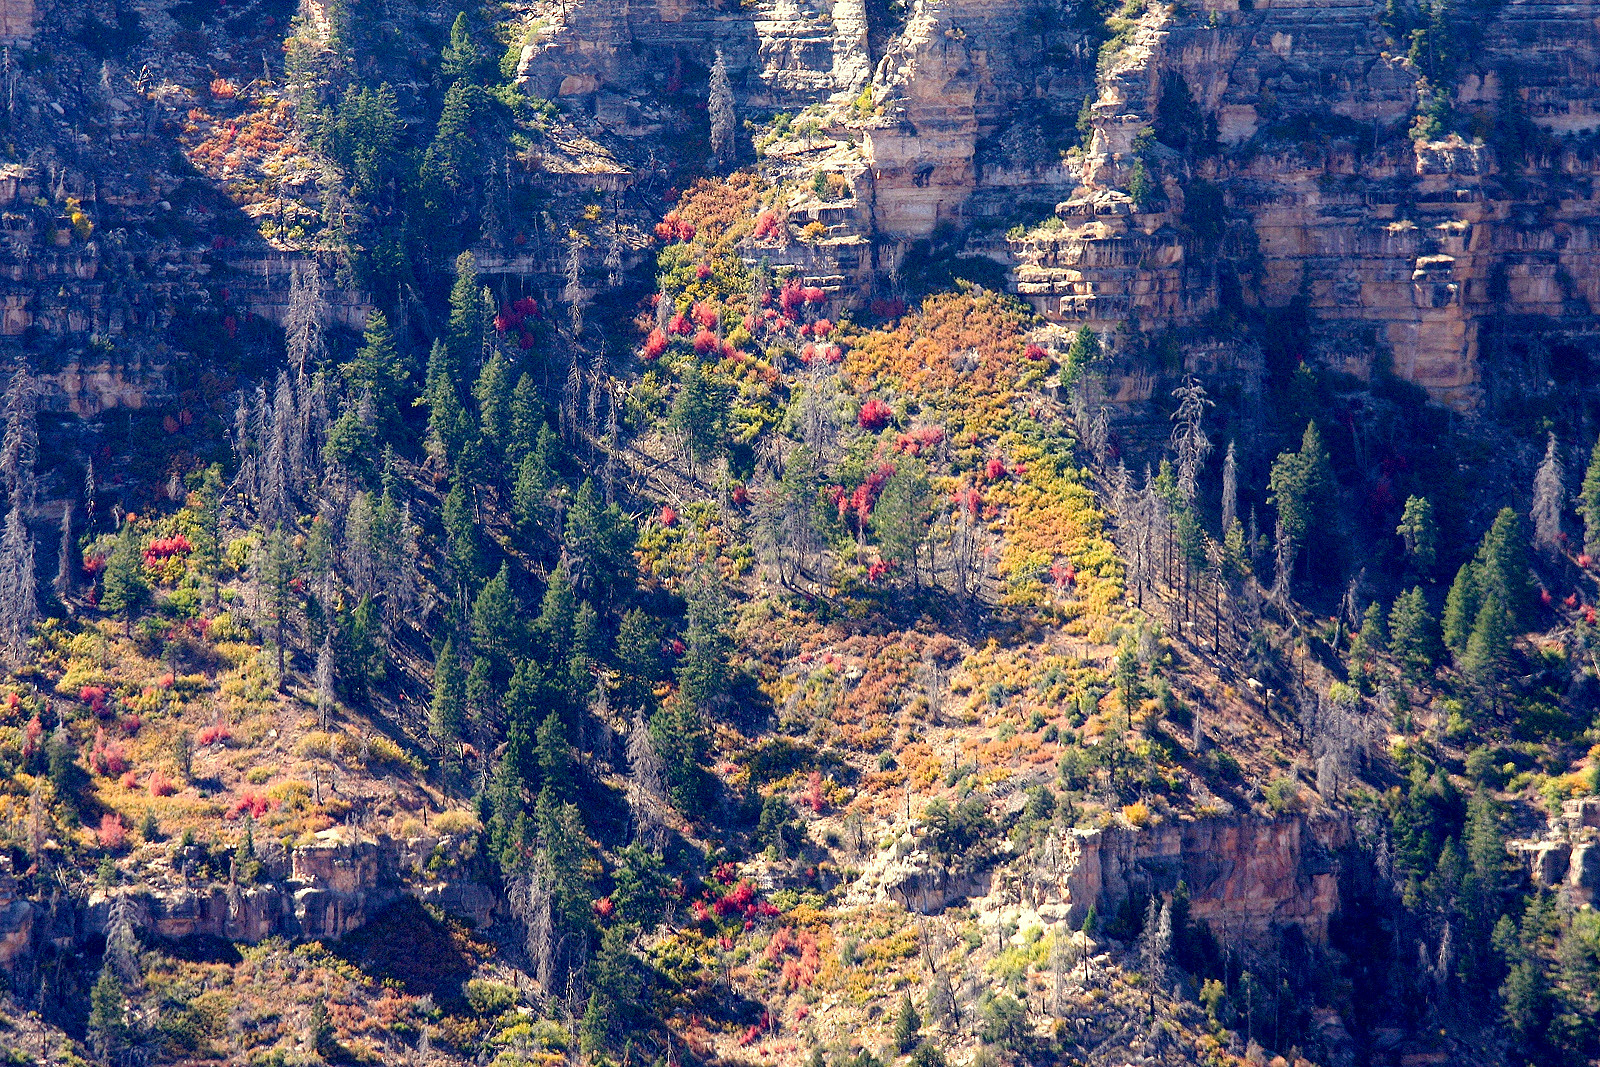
801;771;825;813
693;330;719;354
857;399;893;431
732;485;750;505
867;559;894;583
80;686;109;716
985;456;1007;480
779;280;805;317
226;791;272;820
89;728;128;776
197;723;232;747
693;302;718;330
121;714;141;736
802;286;826;304
22;715;41;760
753;210;783;240
593;897;615;919
695;263;712;280
1566;593;1579;608
1541;587;1553;606
660;506;678;527
120;771;139;790
148;772;178;797
669;312;693;335
1023;342;1048;361
513;297;540;319
143;534;192;565
1051;561;1078;588
517;331;535;350
97;814;127;851
642;328;669;360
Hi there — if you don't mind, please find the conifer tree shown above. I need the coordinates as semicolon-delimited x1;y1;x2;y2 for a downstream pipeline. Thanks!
475;349;515;460
1388;586;1438;679
677;564;731;709
1268;421;1332;583
1462;591;1511;693
1579;432;1600;556
440;11;483;81
1396;494;1438;576
471;563;521;671
893;992;922;1053
341;309;408;430
88;962;128;1061
100;521;148;637
1443;560;1480;656
1064;325;1102;386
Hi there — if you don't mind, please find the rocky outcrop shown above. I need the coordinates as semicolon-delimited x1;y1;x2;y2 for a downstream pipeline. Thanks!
0;828;498;973
1049;814;1350;944
885;813;1351;945
1510;797;1600;908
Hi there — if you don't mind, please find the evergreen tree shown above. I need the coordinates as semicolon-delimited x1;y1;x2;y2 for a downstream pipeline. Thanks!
1476;507;1532;625
1396;494;1438;576
504;659;550;789
507;372;545;467
340;310;408;431
1462;590;1511;692
100;521;149;636
1443;559;1481;656
564;478;634;612
442;477;483;600
676;565;731;709
88;962;128;1062
581;921;643;1051
191;465;224;605
531;564;577;667
536;710;574;801
1128;158;1155;210
257;528;299;679
1578;433;1600;556
1388;586;1438;678
1064;325;1102;387
872;459;933;585
615;608;663;713
448;251;485;373
1267;421;1332;582
671;360;730;475
513;423;560;541
471;563;521;671
424;82;488;195
475;349;515;461
893;992;922;1053
440;11;483;81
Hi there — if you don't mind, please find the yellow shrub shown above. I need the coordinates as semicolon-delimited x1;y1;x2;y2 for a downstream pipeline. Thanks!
433;809;481;835
1121;801;1150;827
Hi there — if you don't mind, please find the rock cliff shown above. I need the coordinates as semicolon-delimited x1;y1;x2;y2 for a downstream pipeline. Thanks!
885;813;1351;945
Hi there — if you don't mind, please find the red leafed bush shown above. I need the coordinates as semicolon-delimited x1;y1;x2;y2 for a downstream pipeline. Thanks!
592;897;615;919
226;791;272;820
732;485;750;505
517;331;536;350
149;771;178;797
1588;606;1598;626
866;559;893;583
695;262;712;280
513;297;539;319
713;862;738;885
713;880;756;917
693;330;719;354
82;554;106;577
1051;561;1078;588
801;770;825;813
802;286;826;304
22;716;41;760
121;714;141;735
1581;554;1594;569
1023;342;1048;361
1541;588;1553;606
493;312;514;333
693;301;719;329
721;340;738;360
120;771;139;790
764;926;794;961
691;899;711;923
895;425;945;456
1566;593;1579;608
642;328;669;360
738;1014;770;1046
142;534;192;565
857;398;893;431
985;456;1007;480
669;312;693;335
89;728;128;776
671;638;686;655
779;280;805;317
659;506;678;527
812;318;833;336
98;814;127;851
80;686;109;716
197;723;232;747
953;486;982;515
753;210;783;240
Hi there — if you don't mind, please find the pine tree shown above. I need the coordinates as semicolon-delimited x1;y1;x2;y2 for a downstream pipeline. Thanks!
1388;586;1438;678
1462;590;1511;692
1128;157;1155;209
676;564;731;709
440;11;483;81
257;528;300;680
1531;432;1565;554
88;962;128;1061
448;251;484;375
615;608;663;713
1476;507;1532;625
581;920;643;1051
340;309;408;430
530;563;577;667
536;710;573;801
709;50;736;165
670;359;729;475
871;459;932;585
893;992;922;1052
471;563;521;671
1396;494;1438;576
1063;325;1102;386
100;521;148;636
507;373;545;467
1268;421;1332;583
1443;560;1480;656
1579;433;1600;556
475;349;515;461
441;477;482;601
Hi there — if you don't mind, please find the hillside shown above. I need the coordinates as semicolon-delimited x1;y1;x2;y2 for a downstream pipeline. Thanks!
0;0;1595;1066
